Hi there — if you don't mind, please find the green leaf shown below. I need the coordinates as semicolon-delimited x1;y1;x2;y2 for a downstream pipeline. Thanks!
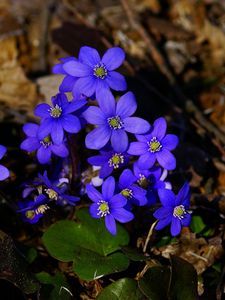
190;216;206;234
138;266;171;300
73;247;129;281
97;278;144;300
169;256;198;300
36;272;72;300
121;246;148;261
42;208;129;262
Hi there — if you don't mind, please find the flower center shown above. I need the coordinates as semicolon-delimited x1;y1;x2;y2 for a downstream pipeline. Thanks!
173;205;186;220
35;204;49;214
40;135;52;148
121;188;133;199
108;153;124;168
137;174;149;189
97;200;110;217
107;116;123;130
49;104;62;118
93;63;108;79
25;210;35;219
148;137;162;153
45;188;58;200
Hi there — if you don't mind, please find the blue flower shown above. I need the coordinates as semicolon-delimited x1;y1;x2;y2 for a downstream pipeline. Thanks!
88;146;129;178
62;46;127;99
38;171;80;206
21;123;69;164
18;194;48;224
133;162;171;205
83;91;150;152
118;169;147;206
153;182;191;236
86;176;134;235
128;117;179;170
34;93;87;144
0;145;9;181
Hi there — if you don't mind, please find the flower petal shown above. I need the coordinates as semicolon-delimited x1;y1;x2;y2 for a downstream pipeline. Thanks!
59;76;77;93
102;176;115;200
86;184;102;202
37;147;51;164
161;134;179;150
176;182;190;205
63;61;92;77
138;152;156;169
85;125;111;150
153;207;172;220
156;149;176;170
61;115;81;133
119;169;136;188
74;76;97;97
123;117;150;134
0;145;6;160
105;214;117;235
89;203;101;218
51;121;64;144
155;215;172;230
109;194;127;208
20;138;40;152
0;165;9;180
116;92;137;118
131;186;147;206
99;163;113;179
158;189;175;207
181;213;191;227
79;46;100;67
111;208;134;223
34;103;51;118
23;123;39;137
151;117;167;140
111;130;128;152
102;47;125;70
51;144;69;157
38;119;53;140
96;84;116;116
106;71;127;91
170;217;181;236
64;98;87;114
127;142;147;155
82;106;106;125
88;154;108;166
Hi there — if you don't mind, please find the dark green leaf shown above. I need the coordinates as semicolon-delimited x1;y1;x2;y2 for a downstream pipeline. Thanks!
42;208;129;261
36;272;72;300
190;216;206;234
169;256;198;300
138;266;171;300
97;278;144;300
73;247;129;281
121;246;148;261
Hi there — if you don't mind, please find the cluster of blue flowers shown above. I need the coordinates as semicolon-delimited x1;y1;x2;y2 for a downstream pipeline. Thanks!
17;46;191;236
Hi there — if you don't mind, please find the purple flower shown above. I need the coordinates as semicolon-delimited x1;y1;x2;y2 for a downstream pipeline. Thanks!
133;162;171;205
18;194;48;224
128;117;179;170
86;176;134;235
153;182;191;236
0;145;9;181
38;171;80;206
62;46;127;99
52;57;79;97
118;169;147;206
83;91;150;152
21;123;69;164
88;147;129;178
34;93;87;144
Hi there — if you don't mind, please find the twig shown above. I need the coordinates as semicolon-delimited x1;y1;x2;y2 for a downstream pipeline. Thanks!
143;220;157;253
